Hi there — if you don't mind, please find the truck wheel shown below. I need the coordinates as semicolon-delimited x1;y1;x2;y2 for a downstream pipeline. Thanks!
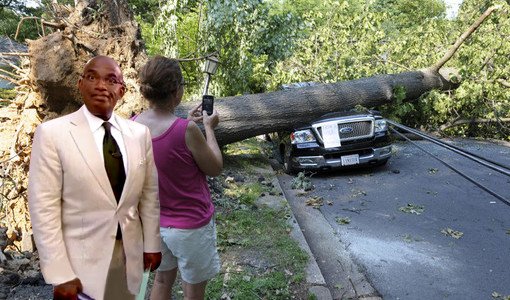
274;144;284;164
283;148;296;174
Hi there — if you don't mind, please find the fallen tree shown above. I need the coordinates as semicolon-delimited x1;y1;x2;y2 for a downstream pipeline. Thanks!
174;5;500;145
177;67;457;145
0;2;501;251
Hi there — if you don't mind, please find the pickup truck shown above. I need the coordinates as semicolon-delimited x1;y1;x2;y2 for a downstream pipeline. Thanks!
273;109;392;174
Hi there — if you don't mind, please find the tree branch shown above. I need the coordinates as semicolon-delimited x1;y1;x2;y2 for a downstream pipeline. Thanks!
0;52;30;57
0;74;17;84
0;68;18;79
15;17;66;40
431;5;501;72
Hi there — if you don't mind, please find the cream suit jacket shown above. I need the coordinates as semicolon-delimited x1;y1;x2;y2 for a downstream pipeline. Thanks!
28;106;160;299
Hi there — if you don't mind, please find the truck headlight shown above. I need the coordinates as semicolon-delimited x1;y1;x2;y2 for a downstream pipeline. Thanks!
375;119;388;132
291;129;316;144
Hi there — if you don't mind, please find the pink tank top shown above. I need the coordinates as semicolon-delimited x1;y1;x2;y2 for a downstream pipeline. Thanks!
142;117;214;229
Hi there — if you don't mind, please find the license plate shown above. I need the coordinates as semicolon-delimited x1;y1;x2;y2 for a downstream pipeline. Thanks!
341;154;359;166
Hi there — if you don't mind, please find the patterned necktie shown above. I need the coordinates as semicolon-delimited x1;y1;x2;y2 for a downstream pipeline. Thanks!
102;122;126;202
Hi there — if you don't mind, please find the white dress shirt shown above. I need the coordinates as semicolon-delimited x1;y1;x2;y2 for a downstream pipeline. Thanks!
82;105;128;172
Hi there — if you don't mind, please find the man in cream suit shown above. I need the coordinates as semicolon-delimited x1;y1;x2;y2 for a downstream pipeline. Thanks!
28;56;161;300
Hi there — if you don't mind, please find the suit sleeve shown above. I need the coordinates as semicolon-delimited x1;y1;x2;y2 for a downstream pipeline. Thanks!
27;125;76;285
138;127;161;252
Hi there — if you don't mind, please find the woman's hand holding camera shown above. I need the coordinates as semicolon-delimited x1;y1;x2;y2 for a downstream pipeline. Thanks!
203;109;219;129
187;103;203;123
188;103;219;129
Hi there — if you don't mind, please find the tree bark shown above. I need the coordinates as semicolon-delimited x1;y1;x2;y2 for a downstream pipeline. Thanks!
176;68;456;146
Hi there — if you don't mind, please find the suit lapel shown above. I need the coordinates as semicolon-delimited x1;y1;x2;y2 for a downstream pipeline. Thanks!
116;116;138;205
69;108;116;204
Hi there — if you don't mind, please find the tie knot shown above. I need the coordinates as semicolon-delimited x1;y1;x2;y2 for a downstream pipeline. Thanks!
103;122;112;133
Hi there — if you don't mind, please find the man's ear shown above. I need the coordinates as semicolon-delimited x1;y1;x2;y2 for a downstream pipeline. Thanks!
118;85;126;97
77;77;84;92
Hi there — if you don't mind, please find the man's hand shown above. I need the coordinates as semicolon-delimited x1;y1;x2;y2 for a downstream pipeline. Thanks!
53;278;83;300
143;252;162;271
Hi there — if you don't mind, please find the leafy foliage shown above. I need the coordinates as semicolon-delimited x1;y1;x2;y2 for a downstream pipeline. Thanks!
3;0;510;140
0;4;45;41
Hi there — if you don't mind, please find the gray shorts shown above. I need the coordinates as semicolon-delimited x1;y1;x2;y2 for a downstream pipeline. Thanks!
158;219;221;284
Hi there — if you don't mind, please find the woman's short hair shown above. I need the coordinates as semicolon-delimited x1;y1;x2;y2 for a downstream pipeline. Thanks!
139;56;183;108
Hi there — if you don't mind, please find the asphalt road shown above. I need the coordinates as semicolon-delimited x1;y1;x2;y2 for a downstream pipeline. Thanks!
277;139;510;300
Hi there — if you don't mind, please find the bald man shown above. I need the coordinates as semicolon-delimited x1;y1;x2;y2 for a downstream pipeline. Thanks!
28;56;161;300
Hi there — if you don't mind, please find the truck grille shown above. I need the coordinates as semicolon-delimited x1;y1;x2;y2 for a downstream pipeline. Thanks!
314;118;374;143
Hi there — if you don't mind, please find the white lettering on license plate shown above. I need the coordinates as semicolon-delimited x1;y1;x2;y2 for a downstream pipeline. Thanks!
341;154;360;166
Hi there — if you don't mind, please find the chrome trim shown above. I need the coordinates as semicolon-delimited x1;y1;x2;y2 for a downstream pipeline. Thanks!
292;145;392;169
311;116;375;144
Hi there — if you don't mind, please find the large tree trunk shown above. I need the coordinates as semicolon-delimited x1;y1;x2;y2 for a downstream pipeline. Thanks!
176;68;456;145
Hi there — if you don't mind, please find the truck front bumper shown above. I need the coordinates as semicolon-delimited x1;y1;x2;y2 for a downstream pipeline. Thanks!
291;145;392;170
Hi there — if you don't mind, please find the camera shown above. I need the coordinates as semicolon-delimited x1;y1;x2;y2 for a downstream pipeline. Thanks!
202;95;214;116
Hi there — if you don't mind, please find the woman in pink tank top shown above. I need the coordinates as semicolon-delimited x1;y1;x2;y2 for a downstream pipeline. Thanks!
134;56;223;300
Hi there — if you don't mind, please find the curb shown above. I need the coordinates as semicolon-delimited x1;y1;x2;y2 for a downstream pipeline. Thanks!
253;164;332;299
266;161;382;300
262;165;333;300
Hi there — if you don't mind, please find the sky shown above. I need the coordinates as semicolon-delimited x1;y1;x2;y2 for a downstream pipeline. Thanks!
445;0;463;18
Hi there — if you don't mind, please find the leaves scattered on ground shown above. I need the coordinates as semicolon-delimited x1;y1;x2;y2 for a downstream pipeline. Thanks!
291;172;314;191
399;203;424;215
350;188;367;197
506;229;510;235
305;196;323;209
492;291;510;300
335;217;351;225
428;168;439;174
441;228;464;239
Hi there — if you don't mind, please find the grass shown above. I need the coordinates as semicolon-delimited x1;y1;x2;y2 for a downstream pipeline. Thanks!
206;138;309;299
152;138;310;299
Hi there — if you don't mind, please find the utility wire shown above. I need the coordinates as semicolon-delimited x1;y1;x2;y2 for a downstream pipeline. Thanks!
389;126;510;207
387;120;510;177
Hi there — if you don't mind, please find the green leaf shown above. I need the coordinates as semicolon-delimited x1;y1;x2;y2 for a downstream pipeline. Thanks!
335;216;351;225
441;228;464;239
399;204;425;215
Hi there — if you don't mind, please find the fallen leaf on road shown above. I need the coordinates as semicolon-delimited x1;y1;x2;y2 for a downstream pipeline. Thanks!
399;203;424;215
428;168;439;174
335;217;351;225
491;291;510;300
350;188;367;197
291;172;314;191
327;200;333;205
305;196;323;209
507;229;510;235
441;228;464;239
